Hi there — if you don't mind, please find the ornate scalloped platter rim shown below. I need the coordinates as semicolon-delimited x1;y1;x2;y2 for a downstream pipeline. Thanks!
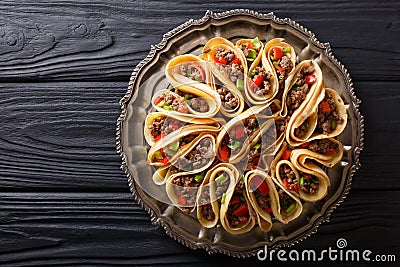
116;9;364;257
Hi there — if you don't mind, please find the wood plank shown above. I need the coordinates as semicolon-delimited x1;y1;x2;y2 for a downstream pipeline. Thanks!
0;0;399;82
0;81;399;191
0;191;398;266
0;82;126;190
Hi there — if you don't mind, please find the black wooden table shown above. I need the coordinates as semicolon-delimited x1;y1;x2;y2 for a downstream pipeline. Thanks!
1;1;399;266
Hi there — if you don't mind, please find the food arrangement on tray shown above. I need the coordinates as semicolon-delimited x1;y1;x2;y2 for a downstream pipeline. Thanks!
144;36;347;235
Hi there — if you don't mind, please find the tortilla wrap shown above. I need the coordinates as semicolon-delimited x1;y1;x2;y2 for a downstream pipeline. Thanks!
202;37;247;118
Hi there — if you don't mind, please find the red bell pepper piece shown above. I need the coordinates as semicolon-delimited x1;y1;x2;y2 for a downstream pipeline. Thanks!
192;64;206;81
275;64;285;73
292;183;299;193
229;58;241;66
154;96;163;105
234;204;249;217
154;133;165;141
214;56;227;65
203;203;211;210
240;216;248;224
220;145;230;161
324;149;337;155
169;121;180;130
320;101;331;113
251;176;269;195
305;75;317;85
281;149;292;160
160;148;166;157
157;157;169;165
282;179;290;190
265;207;273;213
247;42;253;49
235;125;245;139
177;195;187;205
230;196;241;205
253;75;264;87
253;157;260;166
177;105;189;114
301;141;310;148
273;47;283;60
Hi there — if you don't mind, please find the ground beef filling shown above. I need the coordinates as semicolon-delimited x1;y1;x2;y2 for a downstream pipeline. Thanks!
276;185;296;218
172;175;202;214
249;66;272;96
174;88;209;113
224;116;259;155
215;48;245;84
198;183;215;221
279;164;299;193
294;118;310;138
178;63;205;82
286;65;315;115
179;135;197;149
149;117;185;139
255;189;272;212
162;92;188;113
215;172;230;200
246;143;261;171
240;43;260;67
201;203;215;221
176;138;214;171
243;116;259;136
299;173;319;195
249;176;272;212
317;91;344;135
261;118;286;152
216;84;239;110
270;47;293;90
149;117;166;139
226;191;249;228
306;139;339;154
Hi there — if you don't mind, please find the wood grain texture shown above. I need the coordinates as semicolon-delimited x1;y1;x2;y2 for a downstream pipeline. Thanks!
0;191;398;266
0;0;399;82
0;0;399;265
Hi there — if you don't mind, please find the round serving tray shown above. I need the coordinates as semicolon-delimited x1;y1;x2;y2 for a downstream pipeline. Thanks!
116;9;364;257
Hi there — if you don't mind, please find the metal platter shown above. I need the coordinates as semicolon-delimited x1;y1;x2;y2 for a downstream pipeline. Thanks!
116;9;364;257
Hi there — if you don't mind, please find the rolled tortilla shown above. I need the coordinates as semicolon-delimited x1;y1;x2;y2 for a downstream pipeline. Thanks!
164;133;216;176
291;138;344;168
166;170;206;214
289;152;331;202
147;126;219;168
151;86;219;118
283;60;325;146
202;37;246;118
236;37;264;71
196;163;238;228
275;159;329;202
165;54;221;110
261;38;296;112
269;143;303;223
308;88;348;141
219;180;256;235
236;37;275;105
216;107;267;163
271;177;303;224
144;111;221;146
245;169;279;232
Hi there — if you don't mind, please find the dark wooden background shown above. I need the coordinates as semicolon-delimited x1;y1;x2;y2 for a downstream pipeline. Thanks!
0;1;399;266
